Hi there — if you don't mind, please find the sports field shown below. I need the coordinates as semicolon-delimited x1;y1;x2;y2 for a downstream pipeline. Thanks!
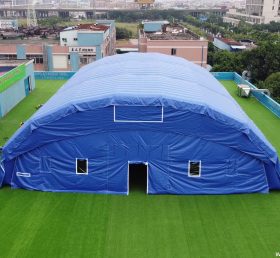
0;80;280;258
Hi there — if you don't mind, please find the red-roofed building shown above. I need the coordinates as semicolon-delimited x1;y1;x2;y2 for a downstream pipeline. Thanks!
213;37;246;52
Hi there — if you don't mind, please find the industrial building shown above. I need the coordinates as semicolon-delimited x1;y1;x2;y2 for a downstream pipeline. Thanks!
60;20;116;70
224;0;280;24
1;53;280;194
0;59;35;118
139;21;208;67
0;20;116;71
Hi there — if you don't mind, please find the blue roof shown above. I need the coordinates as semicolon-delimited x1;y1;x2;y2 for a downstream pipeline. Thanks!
2;53;278;166
34;53;249;123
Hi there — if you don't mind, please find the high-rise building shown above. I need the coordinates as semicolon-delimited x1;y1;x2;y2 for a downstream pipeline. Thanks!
224;0;280;24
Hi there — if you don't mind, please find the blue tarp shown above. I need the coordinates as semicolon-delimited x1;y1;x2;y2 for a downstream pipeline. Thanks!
1;53;280;194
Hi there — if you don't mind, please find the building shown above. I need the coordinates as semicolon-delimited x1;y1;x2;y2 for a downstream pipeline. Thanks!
224;0;280;24
139;21;208;67
213;37;246;52
1;53;280;194
0;60;35;118
0;20;116;71
60;21;116;69
0;41;71;71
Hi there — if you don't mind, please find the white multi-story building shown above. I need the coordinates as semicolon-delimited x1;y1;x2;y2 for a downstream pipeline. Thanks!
224;0;280;24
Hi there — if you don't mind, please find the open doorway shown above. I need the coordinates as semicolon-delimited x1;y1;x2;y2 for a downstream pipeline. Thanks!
128;162;148;194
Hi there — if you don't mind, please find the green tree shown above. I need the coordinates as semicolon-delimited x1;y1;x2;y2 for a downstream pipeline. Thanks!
211;51;245;73
116;27;132;40
243;42;280;82
263;72;280;102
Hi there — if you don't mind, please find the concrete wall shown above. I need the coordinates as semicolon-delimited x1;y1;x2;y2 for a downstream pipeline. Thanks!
140;39;208;67
0;61;35;117
16;45;26;59
60;30;78;47
70;52;79;71
78;32;104;46
46;45;53;71
97;20;116;55
35;71;75;80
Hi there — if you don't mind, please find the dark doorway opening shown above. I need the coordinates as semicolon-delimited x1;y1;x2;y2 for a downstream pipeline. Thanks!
129;163;147;194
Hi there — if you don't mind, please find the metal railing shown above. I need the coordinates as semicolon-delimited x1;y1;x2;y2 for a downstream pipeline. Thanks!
212;72;280;118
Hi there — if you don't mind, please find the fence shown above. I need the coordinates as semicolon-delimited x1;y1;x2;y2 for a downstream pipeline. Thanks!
212;72;280;118
35;71;75;80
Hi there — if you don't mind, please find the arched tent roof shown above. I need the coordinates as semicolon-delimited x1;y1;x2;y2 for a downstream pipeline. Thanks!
2;53;279;174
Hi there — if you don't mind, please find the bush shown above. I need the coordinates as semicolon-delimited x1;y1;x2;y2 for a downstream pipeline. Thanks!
116;27;133;40
263;72;280;103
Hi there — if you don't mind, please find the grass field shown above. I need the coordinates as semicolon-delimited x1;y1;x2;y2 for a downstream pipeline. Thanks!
116;22;139;38
0;80;66;146
0;80;280;258
221;80;280;156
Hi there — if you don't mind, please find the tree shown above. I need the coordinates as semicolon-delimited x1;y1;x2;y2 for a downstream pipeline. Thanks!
243;42;280;82
38;16;67;27
210;50;245;73
116;27;132;40
263;72;280;103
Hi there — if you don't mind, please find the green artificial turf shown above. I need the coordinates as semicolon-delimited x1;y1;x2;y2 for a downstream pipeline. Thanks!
0;79;280;258
0;80;66;146
220;80;280;156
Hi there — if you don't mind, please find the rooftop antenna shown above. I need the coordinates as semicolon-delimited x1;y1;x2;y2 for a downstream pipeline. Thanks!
27;0;38;27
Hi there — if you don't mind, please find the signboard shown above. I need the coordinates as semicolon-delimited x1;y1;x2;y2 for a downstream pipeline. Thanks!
0;64;26;93
69;47;96;54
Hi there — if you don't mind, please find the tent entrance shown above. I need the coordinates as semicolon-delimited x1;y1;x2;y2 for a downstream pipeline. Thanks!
128;162;148;195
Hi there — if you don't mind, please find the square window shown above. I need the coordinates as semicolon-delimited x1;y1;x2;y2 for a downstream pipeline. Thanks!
188;161;201;177
76;158;88;174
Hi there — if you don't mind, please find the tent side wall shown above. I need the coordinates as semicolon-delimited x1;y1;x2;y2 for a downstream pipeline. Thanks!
8;130;269;194
3;107;272;194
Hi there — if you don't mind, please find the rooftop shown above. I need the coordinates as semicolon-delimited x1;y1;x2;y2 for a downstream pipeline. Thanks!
0;59;29;77
217;37;243;46
142;23;201;40
63;24;110;32
0;77;279;258
0;59;29;67
0;37;59;45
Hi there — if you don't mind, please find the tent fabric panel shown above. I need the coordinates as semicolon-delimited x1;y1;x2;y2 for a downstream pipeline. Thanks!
3;53;278;170
2;107;277;167
6;130;270;194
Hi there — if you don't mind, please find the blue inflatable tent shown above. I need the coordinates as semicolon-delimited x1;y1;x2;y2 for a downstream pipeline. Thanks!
1;53;280;194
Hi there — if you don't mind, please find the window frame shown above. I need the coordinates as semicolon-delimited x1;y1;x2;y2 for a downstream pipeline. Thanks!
76;158;88;175
188;160;201;178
